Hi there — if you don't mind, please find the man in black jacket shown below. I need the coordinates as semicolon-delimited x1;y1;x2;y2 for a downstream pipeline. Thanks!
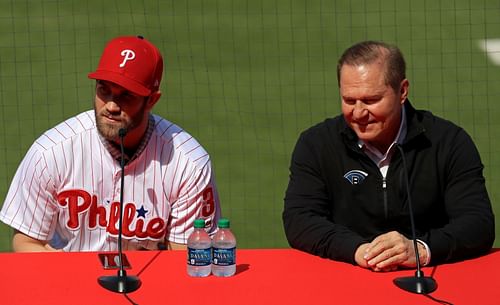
283;40;495;272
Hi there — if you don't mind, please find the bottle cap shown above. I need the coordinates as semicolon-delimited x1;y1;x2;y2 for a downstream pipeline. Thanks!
218;218;230;228
194;219;205;228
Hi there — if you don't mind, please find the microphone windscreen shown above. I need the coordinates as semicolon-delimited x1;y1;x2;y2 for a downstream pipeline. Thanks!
118;128;127;138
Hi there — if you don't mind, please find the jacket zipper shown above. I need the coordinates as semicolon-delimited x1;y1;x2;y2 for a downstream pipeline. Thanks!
382;177;388;218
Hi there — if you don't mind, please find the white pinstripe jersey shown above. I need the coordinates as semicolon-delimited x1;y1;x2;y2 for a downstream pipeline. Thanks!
0;110;221;251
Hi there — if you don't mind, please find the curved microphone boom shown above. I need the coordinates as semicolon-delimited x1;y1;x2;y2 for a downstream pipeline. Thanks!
393;144;437;294
98;128;142;293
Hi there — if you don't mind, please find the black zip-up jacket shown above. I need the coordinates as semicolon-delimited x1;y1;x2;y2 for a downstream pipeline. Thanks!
283;101;495;265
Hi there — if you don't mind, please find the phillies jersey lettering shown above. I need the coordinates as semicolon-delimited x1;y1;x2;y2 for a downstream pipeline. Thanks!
57;189;166;239
0;110;221;251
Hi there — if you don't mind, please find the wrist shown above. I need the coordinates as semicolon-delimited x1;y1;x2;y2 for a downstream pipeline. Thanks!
416;239;431;266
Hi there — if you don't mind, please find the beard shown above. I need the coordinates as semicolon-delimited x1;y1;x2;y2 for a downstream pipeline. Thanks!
94;101;148;142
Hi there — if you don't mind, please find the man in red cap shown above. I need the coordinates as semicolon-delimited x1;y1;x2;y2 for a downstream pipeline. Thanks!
0;36;221;252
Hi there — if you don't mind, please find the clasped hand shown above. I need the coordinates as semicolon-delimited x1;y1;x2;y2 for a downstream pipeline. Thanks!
354;231;426;272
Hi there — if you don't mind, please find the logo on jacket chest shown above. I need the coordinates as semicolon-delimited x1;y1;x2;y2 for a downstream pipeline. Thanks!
343;170;368;185
56;189;166;239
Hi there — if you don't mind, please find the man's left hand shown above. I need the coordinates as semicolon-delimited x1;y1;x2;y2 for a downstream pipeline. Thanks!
361;231;427;272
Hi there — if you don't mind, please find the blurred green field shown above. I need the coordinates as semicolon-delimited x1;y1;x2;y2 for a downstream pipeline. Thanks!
0;0;499;251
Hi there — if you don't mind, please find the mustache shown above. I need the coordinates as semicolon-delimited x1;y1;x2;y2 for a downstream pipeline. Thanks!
100;110;122;121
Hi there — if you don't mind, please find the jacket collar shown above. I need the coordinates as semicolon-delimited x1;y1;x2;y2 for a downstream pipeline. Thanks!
402;100;427;144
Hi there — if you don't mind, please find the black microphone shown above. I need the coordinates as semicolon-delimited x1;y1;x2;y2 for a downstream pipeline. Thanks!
118;127;127;138
393;144;437;294
98;128;142;293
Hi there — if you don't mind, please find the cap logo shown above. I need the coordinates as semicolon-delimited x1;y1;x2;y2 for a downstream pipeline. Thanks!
119;49;136;67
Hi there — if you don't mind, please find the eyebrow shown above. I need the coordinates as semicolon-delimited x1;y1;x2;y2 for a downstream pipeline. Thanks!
96;80;129;93
342;94;382;100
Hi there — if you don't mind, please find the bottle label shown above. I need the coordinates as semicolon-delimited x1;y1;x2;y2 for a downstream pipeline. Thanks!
212;247;236;266
187;248;211;266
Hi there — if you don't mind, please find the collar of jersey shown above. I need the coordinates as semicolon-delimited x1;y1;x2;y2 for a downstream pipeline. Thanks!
98;114;155;165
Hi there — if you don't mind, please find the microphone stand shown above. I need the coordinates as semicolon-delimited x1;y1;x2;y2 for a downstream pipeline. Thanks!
393;145;437;294
98;128;142;293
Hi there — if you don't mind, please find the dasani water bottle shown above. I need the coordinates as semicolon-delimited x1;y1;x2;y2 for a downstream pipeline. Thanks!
187;219;212;277
212;218;236;277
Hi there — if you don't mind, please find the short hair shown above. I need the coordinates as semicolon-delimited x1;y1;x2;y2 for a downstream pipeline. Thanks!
336;41;406;92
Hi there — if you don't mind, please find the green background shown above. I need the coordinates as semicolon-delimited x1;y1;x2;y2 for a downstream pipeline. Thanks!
1;0;499;251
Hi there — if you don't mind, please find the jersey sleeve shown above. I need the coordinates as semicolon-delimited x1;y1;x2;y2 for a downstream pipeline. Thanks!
164;158;221;244
0;145;58;241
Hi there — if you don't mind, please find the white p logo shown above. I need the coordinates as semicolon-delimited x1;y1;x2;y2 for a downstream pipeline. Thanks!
119;49;136;67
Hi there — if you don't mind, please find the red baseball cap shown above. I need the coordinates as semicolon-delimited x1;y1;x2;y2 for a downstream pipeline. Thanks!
88;35;163;96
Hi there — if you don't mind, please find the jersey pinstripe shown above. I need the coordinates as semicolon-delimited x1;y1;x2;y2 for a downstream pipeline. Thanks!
0;110;221;251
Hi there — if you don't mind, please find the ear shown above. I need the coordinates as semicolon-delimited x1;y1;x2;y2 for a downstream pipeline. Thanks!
146;91;162;110
399;79;409;104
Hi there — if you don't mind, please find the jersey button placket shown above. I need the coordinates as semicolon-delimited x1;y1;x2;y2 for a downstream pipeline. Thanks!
114;170;122;195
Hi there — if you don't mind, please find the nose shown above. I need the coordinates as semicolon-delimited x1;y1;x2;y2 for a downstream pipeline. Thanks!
352;101;368;120
105;99;121;113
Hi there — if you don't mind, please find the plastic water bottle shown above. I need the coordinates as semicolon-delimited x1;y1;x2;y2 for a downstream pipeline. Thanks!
212;218;236;277
187;219;212;277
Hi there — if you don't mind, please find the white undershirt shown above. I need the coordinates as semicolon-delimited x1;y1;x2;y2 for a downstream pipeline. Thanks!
359;107;407;179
